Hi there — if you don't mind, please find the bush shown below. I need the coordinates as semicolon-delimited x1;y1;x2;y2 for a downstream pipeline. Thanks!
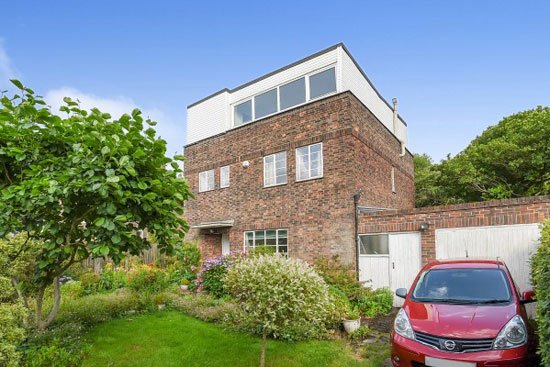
54;288;155;327
531;220;550;366
226;254;334;340
77;272;101;294
168;292;235;323
23;338;86;367
98;264;128;291
195;253;244;298
356;288;393;317
0;301;26;367
127;264;168;293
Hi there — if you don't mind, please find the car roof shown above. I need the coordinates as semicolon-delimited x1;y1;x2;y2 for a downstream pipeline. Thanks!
424;259;506;270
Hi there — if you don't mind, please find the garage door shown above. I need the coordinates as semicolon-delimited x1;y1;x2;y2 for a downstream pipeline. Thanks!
435;224;541;294
359;232;421;306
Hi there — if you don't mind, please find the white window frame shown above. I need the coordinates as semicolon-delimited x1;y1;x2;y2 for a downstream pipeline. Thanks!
243;229;288;255
263;151;287;187
391;166;396;193
198;169;215;192
230;64;337;128
220;165;230;188
307;67;337;101
296;142;323;182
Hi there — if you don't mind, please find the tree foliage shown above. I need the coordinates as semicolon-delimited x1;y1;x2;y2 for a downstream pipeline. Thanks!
414;106;550;207
0;80;192;328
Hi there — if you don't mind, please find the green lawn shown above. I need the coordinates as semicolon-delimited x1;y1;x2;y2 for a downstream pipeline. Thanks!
83;311;389;367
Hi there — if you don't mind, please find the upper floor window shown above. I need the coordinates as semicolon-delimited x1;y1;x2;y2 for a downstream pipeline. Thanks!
264;151;287;187
244;229;288;255
309;67;336;100
199;169;215;192
220;165;230;188
296;143;323;181
254;88;277;119
231;66;337;128
234;100;252;127
279;77;305;110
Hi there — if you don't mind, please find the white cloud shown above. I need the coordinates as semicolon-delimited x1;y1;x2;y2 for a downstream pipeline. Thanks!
45;87;185;159
0;39;20;86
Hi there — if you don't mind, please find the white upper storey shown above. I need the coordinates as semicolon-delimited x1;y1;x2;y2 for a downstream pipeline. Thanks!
186;44;408;147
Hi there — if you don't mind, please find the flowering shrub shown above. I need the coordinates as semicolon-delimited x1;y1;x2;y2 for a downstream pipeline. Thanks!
195;252;245;298
127;264;168;292
98;264;128;291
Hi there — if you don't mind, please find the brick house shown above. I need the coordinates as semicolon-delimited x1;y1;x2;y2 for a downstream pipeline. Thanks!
184;43;414;265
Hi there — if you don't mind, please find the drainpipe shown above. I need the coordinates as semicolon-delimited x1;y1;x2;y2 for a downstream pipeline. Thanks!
353;190;362;281
393;98;406;157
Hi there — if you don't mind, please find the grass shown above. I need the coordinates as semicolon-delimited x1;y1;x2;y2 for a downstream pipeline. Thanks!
83;311;389;367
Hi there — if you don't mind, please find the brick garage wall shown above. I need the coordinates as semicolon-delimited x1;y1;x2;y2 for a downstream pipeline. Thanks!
359;196;550;264
184;92;414;265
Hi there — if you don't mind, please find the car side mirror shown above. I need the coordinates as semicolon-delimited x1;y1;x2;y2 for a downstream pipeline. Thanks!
521;290;536;304
396;288;408;299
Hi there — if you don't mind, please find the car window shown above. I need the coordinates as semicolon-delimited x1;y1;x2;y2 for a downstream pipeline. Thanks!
411;268;512;304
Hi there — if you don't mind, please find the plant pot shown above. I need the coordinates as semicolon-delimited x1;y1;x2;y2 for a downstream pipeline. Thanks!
158;304;165;310
342;318;361;334
180;284;189;291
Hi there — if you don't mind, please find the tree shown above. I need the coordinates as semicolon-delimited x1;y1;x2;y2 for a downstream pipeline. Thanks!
0;80;192;329
415;106;550;206
225;255;334;367
413;153;445;207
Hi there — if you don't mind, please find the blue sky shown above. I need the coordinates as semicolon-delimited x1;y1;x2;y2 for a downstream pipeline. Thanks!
1;0;549;161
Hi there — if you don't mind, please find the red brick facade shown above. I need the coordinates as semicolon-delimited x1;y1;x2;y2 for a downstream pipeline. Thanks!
359;196;550;265
184;92;415;264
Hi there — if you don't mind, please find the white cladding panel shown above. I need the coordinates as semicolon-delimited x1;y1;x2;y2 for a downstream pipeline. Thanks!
435;224;541;294
187;91;229;144
230;48;339;104
340;49;408;145
359;256;390;289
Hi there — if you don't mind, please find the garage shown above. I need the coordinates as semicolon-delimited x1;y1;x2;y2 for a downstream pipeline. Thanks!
435;223;541;295
358;232;421;306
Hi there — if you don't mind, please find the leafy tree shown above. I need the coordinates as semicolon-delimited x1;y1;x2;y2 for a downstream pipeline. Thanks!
415;106;550;206
0;80;192;329
531;220;550;366
225;255;334;367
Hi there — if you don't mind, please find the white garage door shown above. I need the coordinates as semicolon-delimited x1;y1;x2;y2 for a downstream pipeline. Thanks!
435;224;541;294
359;232;421;306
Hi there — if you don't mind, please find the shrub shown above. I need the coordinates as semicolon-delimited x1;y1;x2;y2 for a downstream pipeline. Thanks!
23;338;86;367
54;288;155;327
98;264;128;291
77;272;101;294
127;264;168;293
195;253;244;298
0;301;26;367
225;254;334;367
349;325;371;341
314;256;363;300
531;220;550;366
168;292;235;323
60;281;85;299
356;288;393;317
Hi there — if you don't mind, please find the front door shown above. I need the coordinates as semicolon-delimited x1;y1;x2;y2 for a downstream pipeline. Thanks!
221;233;230;256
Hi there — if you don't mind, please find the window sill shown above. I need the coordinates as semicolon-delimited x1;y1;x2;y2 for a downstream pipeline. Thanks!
198;189;215;194
295;175;324;183
263;182;287;189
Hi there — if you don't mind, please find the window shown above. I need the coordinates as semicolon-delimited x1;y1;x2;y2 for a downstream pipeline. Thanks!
244;229;288;254
264;151;287;186
359;234;389;255
391;167;396;193
296;143;323;181
254;88;277;119
309;67;336;100
234;100;252;126
220;165;230;188
411;269;512;303
279;77;305;110
198;169;215;192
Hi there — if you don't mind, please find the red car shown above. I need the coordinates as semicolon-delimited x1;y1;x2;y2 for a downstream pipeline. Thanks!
391;259;536;367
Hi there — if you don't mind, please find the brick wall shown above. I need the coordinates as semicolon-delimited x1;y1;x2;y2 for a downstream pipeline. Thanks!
359;196;550;264
184;92;414;265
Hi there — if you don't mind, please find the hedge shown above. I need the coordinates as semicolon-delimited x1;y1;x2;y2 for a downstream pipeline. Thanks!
531;220;550;366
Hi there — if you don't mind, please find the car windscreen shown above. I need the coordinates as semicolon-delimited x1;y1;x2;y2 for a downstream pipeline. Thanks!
411;268;512;304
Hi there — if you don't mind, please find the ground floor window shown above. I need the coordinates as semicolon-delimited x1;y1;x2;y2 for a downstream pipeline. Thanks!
244;229;288;254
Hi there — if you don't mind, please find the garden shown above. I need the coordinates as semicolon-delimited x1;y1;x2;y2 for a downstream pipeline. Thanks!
1;236;395;367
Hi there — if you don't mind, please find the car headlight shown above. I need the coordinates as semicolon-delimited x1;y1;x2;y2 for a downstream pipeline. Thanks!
493;315;527;349
394;308;415;340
